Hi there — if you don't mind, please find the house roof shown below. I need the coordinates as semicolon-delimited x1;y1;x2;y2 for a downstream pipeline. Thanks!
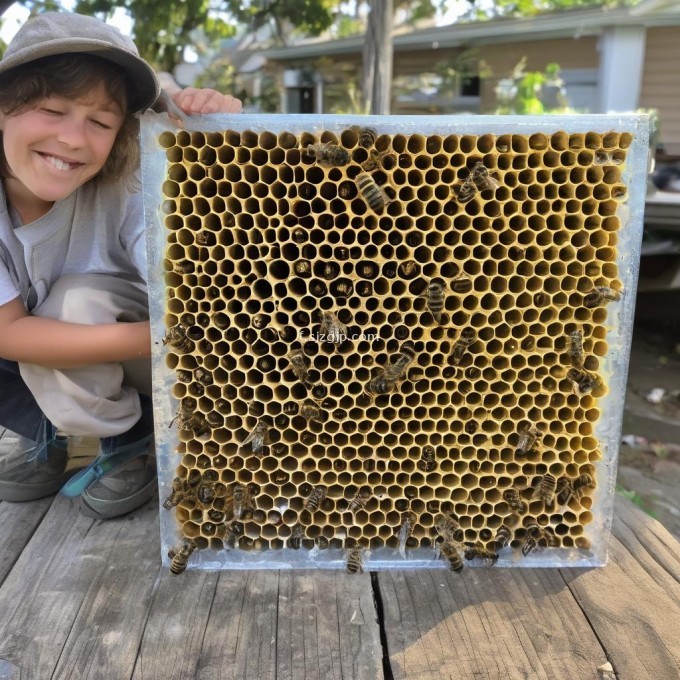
259;3;680;61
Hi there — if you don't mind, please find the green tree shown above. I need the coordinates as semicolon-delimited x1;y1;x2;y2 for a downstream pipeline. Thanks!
495;59;568;114
223;0;338;42
19;0;235;73
74;0;235;72
464;0;641;19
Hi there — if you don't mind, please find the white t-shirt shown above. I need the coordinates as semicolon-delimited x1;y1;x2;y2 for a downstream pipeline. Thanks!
0;175;147;311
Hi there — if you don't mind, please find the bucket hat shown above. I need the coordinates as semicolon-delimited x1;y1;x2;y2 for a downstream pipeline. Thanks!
0;11;160;112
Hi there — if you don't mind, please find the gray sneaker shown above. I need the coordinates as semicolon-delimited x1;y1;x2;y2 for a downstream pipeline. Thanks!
61;394;157;519
79;454;156;519
0;430;98;502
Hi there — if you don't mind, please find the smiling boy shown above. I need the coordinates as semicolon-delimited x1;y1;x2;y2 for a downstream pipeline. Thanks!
0;12;241;517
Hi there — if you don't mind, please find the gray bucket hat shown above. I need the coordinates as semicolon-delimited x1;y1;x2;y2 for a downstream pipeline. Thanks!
0;11;160;113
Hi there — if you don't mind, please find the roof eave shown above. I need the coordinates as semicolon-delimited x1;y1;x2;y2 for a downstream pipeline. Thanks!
258;6;680;61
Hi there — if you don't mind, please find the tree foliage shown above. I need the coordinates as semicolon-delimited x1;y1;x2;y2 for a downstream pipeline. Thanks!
223;0;338;39
494;59;568;114
7;0;234;72
74;0;235;71
464;0;641;19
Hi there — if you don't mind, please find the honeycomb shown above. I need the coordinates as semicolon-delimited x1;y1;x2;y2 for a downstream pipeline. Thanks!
147;118;643;571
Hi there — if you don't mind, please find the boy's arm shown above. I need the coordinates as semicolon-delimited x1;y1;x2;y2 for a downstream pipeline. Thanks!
0;297;151;369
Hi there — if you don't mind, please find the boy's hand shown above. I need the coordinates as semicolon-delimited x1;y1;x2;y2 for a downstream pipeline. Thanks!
172;88;243;115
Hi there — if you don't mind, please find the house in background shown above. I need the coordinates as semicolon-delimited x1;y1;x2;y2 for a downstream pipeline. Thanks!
217;0;679;154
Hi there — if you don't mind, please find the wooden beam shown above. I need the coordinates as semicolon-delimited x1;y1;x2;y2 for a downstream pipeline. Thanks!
378;567;609;679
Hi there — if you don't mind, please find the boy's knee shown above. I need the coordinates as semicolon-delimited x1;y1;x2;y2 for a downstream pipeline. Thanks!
33;275;147;324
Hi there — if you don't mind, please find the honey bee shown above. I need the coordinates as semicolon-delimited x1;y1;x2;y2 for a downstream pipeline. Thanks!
232;483;254;520
352;125;378;148
493;524;512;549
567;367;603;395
194;367;213;386
583;285;621;308
172;259;194;274
454;162;499;203
573;473;594;500
521;521;557;557
319;311;348;345
568;329;584;368
593;150;613;165
398;261;418;278
503;488;527;515
289;523;304;550
225;520;244;548
162;323;193;353
195;232;215;247
440;540;464;572
196;481;216;507
162;476;190;510
306;142;351;166
348;486;371;513
175;369;192;383
171;406;210;437
451;276;473;294
305;485;327;512
368;341;416;395
207;509;226;523
417;445;436;472
425;280;446;323
472;162;500;190
360;149;395;172
434;513;463;543
450;328;476;366
397;511;415;558
516;426;541;458
242;419;270;456
355;172;391;213
168;539;197;575
464;541;499;566
556;476;574;506
286;349;312;386
533;473;557;507
345;547;364;574
301;401;326;425
294;259;312;277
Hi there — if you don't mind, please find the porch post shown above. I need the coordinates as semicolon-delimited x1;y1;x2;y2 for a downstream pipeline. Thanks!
598;25;646;112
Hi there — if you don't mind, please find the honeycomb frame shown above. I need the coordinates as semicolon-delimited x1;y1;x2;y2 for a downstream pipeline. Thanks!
141;114;649;571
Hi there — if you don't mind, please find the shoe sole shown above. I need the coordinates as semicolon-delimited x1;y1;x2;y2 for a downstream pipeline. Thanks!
79;476;157;520
0;467;84;503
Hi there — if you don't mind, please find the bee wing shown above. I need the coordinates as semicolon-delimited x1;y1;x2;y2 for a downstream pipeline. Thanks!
242;429;257;445
485;174;501;190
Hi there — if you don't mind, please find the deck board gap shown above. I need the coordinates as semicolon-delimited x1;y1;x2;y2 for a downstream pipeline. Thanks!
371;572;394;680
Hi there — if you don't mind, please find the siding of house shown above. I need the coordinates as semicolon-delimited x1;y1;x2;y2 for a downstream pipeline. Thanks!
478;36;600;112
639;27;680;155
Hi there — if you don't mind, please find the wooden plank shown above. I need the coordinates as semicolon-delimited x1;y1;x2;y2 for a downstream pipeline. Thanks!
150;569;382;680
378;567;608;680
276;572;382;680
0;496;151;679
561;497;680;680
0;496;54;587
131;569;220;680
50;502;161;680
196;571;278;680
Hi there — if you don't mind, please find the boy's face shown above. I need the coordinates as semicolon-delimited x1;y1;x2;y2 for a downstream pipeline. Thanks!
0;81;124;217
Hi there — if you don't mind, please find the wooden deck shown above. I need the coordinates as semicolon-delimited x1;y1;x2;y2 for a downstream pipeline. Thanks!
0;456;678;679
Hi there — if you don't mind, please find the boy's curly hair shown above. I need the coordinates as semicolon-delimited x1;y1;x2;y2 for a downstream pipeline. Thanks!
0;53;140;184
